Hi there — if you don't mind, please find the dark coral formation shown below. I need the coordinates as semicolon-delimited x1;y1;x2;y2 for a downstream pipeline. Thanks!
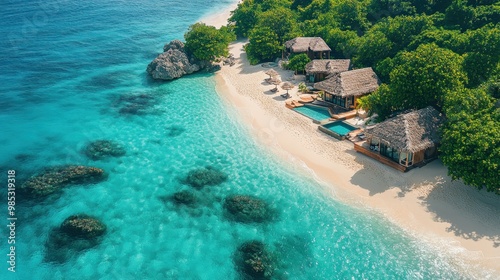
172;190;197;207
60;214;107;239
45;214;106;263
113;93;157;115
224;195;273;223
184;166;228;189
165;125;185;137
20;165;107;199
235;241;276;280
83;140;126;160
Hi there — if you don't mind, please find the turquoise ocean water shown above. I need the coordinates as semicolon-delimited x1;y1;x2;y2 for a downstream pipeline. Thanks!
0;0;476;279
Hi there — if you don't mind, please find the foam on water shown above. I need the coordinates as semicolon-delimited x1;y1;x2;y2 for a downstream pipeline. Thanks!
0;0;479;279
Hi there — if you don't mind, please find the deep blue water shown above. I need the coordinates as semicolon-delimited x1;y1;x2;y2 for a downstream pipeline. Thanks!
0;0;477;279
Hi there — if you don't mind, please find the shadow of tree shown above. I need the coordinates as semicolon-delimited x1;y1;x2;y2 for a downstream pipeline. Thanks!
420;180;500;248
350;154;500;248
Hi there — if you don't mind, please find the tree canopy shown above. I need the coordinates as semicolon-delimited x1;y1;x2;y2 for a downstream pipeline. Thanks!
440;88;500;193
184;23;235;61
285;53;311;73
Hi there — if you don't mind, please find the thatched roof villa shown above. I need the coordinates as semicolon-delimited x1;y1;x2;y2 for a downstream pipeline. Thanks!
305;59;351;83
313;67;380;109
354;106;444;172
284;37;331;60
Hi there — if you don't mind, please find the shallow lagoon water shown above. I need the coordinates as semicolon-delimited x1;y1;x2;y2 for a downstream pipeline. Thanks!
0;0;471;279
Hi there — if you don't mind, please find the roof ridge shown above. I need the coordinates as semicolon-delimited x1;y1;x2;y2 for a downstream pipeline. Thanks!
403;113;411;151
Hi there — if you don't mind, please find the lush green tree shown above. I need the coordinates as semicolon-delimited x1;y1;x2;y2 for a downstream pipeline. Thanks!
461;25;500;87
357;84;395;118
371;14;435;51
299;0;333;21
229;0;262;37
445;0;500;30
354;31;394;66
292;0;313;10
324;28;359;58
256;7;300;43
245;26;283;64
286;53;311;73
332;0;370;33
256;0;292;11
387;43;466;110
184;23;235;61
367;0;416;20
440;88;500;194
408;28;465;53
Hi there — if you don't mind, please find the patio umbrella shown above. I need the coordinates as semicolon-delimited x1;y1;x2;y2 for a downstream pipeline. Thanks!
265;69;279;79
269;77;281;90
281;82;295;94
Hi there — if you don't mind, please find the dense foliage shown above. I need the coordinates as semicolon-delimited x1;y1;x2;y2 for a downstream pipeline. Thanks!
184;23;235;61
441;88;500;194
229;0;500;193
285;53;311;73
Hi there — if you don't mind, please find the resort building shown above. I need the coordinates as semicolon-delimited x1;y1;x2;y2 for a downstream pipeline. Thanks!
354;106;444;172
313;67;380;109
284;37;331;60
305;59;351;83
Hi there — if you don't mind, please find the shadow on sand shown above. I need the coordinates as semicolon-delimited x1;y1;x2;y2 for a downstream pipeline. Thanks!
350;155;500;248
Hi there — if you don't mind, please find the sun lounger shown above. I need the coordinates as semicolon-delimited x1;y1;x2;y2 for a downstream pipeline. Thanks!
280;93;290;99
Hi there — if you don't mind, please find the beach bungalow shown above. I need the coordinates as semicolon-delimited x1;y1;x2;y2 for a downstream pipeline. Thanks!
313;67;380;109
354;106;444;172
284;37;331;60
305;59;351;83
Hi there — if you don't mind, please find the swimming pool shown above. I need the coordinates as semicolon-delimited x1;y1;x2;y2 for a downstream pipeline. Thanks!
324;121;357;136
319;121;358;140
293;105;331;122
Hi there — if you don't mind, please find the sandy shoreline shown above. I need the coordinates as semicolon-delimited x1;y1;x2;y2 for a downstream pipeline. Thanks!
213;40;500;276
198;1;239;28
197;3;500;276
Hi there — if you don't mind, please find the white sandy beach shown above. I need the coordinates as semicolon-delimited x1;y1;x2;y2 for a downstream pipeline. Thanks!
199;5;500;277
214;41;500;276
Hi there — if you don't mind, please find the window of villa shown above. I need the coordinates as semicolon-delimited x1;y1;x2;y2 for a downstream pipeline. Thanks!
399;152;413;166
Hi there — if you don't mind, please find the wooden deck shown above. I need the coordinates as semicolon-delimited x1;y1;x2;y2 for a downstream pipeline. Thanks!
354;142;407;172
332;110;357;119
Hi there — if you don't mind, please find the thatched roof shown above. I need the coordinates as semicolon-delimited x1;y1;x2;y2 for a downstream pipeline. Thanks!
305;59;351;74
281;82;295;90
313;67;380;97
285;37;331;53
269;77;281;85
265;69;279;77
365;106;444;153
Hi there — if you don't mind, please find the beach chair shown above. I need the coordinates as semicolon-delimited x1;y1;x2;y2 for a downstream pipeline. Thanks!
280;93;290;99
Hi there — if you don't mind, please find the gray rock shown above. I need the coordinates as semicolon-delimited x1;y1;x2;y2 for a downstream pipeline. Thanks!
146;48;200;80
163;39;185;52
147;39;222;80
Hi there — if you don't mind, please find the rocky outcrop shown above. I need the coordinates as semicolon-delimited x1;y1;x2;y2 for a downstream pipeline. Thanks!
184;166;228;189
60;214;107;239
224;195;274;223
45;214;106;263
172;190;197;207
147;40;220;80
20;165;107;199
235;241;276;279
84;140;126;160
